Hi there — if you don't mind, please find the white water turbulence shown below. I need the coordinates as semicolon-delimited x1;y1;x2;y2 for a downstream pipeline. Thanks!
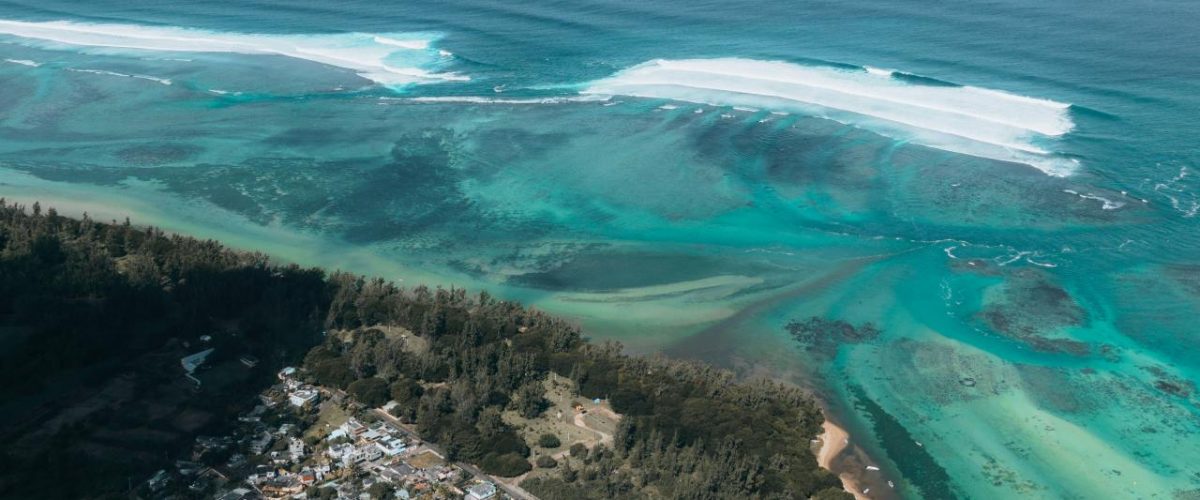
0;19;466;87
585;58;1079;176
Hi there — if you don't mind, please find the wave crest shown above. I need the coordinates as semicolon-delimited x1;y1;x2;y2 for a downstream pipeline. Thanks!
0;19;466;87
584;58;1079;176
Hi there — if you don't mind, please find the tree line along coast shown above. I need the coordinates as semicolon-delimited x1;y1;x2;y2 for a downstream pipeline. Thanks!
0;200;853;500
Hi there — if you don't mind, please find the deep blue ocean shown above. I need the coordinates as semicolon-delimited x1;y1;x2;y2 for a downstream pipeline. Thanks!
1;1;1198;498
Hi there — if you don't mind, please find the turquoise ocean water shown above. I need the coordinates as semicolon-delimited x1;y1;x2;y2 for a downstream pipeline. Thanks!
1;1;1198;498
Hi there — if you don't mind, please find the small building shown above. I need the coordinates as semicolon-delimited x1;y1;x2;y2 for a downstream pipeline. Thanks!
362;428;385;442
288;389;319;407
327;443;355;465
375;437;406;457
288;437;306;462
466;482;497;500
379;463;415;483
239;355;259;368
277;367;297;380
343;418;368;437
260;476;304;498
181;348;215;385
351;445;382;464
146;469;169;491
248;432;273;455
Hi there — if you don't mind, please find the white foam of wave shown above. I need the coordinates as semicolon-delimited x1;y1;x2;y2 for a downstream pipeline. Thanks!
584;58;1078;176
1154;166;1198;218
67;67;171;85
993;249;1057;268
864;66;893;77
384;95;610;105
0;19;466;87
372;36;428;50
1062;189;1125;210
4;58;40;67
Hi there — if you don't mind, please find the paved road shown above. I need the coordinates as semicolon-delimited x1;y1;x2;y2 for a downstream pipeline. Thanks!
371;408;539;500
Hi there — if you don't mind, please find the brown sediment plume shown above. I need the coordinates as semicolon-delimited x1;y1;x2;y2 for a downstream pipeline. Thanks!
664;256;878;365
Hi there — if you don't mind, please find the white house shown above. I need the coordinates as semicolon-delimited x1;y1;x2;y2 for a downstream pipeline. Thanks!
466;482;497;500
288;437;306;462
181;348;215;374
288;389;319;407
375;437;407;457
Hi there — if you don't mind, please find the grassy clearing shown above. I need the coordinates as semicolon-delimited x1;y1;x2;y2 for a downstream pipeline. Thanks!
407;450;445;469
304;401;350;441
504;375;619;462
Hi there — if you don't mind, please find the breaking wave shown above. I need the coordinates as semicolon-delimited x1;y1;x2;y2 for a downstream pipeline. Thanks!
584;58;1079;176
3;58;40;67
0;19;466;87
383;95;611;105
67;67;172;85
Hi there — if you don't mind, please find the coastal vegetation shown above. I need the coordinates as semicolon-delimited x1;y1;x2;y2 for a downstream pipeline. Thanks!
0;200;843;499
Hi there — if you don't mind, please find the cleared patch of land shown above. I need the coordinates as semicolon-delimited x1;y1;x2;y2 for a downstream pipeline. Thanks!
406;450;445;469
503;375;619;464
304;400;350;441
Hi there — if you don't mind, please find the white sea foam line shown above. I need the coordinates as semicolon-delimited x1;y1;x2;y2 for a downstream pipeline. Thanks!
601;59;1072;135
584;58;1078;176
1062;189;1125;210
0;19;466;87
385;95;610;105
67;67;171;85
864;66;892;77
3;58;40;67
372;36;428;50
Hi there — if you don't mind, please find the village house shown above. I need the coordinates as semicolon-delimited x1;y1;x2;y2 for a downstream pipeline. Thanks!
466;481;497;500
238;355;259;368
326;443;355;465
379;463;416;483
288;388;319;407
375;436;407;456
180;348;215;385
342;418;368;437
259;476;304;498
248;432;273;455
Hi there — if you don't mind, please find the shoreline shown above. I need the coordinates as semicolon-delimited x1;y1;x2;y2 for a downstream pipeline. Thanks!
817;419;870;500
817;420;849;469
18;193;885;498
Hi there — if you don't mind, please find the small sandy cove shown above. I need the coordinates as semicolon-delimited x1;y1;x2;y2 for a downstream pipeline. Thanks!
817;420;869;500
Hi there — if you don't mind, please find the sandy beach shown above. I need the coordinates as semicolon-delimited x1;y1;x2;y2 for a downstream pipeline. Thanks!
817;420;870;500
817;420;849;469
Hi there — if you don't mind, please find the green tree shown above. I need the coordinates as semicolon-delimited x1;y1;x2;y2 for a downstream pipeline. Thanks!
537;433;561;448
569;443;588;459
480;452;531;477
347;377;390;407
390;377;423;405
812;487;856;500
367;482;394;499
513;380;549;419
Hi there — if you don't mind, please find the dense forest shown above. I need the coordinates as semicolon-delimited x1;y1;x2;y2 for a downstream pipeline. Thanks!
0;200;847;499
0;200;329;498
